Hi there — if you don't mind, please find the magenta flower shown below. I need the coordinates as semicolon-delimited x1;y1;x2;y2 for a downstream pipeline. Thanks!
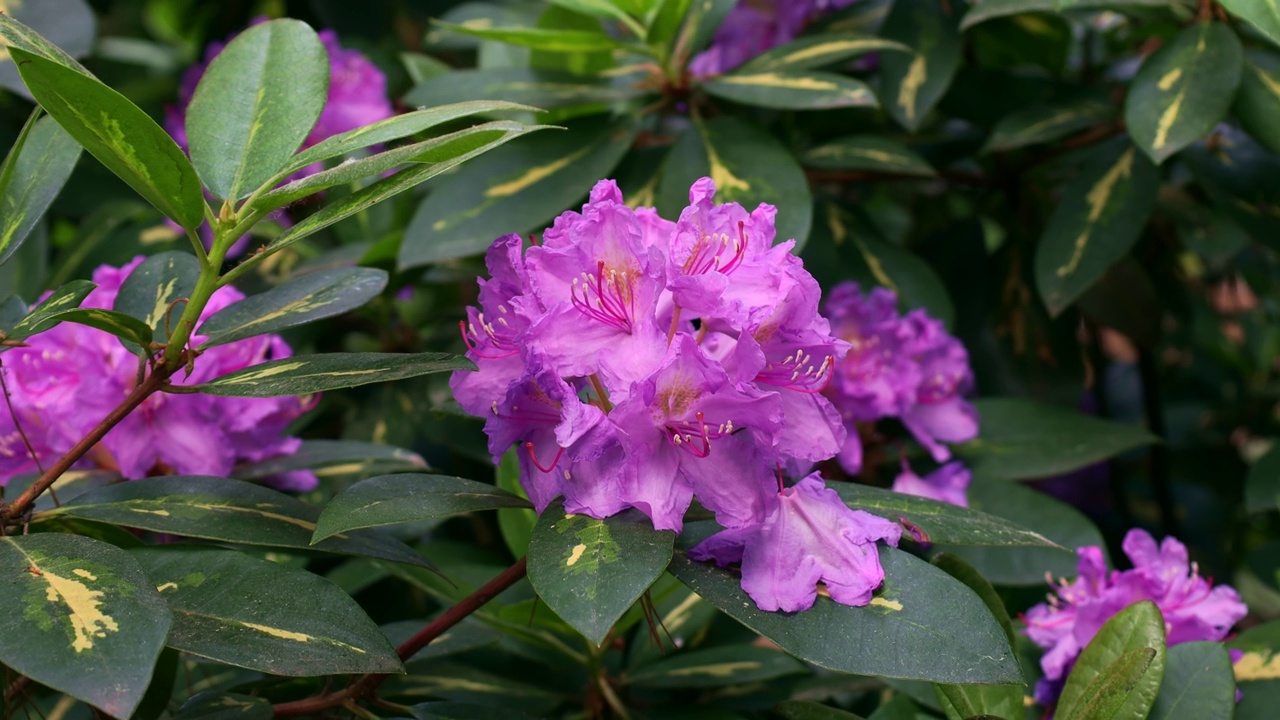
892;460;970;507
0;258;315;490
690;473;902;612
689;0;860;76
1022;529;1248;708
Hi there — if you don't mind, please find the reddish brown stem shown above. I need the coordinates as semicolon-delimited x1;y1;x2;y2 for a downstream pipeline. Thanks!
0;366;171;527
3;674;30;703
272;557;529;718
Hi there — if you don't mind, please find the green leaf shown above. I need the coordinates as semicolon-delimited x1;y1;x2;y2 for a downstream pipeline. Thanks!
131;546;402;675
1056;600;1166;720
702;70;877;110
1182;125;1280;252
983;99;1113;153
878;0;962;132
232;439;427;482
740;33;910;72
955;397;1159;479
433;20;621;53
399;117;634;268
1034;140;1159;315
198;267;388;347
775;701;866;720
1149;642;1236;720
0;279;96;342
8;48;205;228
670;544;1022;684
831;482;1060;548
527;501;675;646
1247;445;1280;513
1219;0;1280;49
313;473;531;542
197;351;472;397
402;68;643;111
802;136;936;177
495;448;538;557
112;250;201;343
186;19;328;201
0;533;171;718
47;307;154;348
0;0;95;95
50;475;433;568
547;0;647;38
1235;50;1280;154
627;645;806;688
1124;22;1243;164
173;692;272;720
1;112;81;266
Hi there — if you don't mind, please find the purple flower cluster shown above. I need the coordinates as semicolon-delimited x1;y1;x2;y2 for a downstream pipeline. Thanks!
1024;529;1248;707
891;460;971;507
450;177;901;612
821;283;979;492
0;259;315;490
690;0;859;76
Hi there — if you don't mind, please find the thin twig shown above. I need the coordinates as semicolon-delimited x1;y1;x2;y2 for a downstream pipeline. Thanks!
2;676;30;704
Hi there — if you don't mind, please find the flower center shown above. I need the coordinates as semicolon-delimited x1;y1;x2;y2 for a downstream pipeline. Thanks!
571;261;637;333
757;349;834;394
459;304;519;359
666;411;735;458
682;221;748;276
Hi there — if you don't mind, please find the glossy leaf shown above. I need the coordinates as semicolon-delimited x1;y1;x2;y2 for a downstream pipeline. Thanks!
131;546;402;675
527;501;675;646
47;307;154;348
1219;0;1280;49
740;33;910;72
232;440;427;482
956;397;1159;479
0;0;95;95
197;351;472;397
1124;22;1242;164
314;473;531;542
831;482;1060;548
1;113;81;266
199;267;388;347
879;0;962;132
1235;50;1280;154
8;48;205;228
0;279;96;342
113;250;201;343
402;68;643;110
400;117;634;268
627;645;806;688
983;100;1113;153
433;20;620;52
1035;140;1159;315
51;475;432;568
1056;601;1167;720
702;70;877;110
670;543;1021;683
1246;445;1280;513
802;136;936;177
0;533;171;718
1149;642;1236;720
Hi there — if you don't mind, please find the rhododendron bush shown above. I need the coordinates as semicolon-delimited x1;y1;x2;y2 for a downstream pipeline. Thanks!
2;1;1280;719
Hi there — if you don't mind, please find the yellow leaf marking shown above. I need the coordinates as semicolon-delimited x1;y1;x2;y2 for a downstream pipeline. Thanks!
664;593;701;630
774;39;884;67
156;582;178;592
226;294;333;335
241;621;312;642
72;569;97;581
484;145;593;199
898;55;928;123
719;73;868;103
0;0;19;60
314;462;370;477
1152;89;1186;151
130;508;171;517
666;661;760;677
870;596;903;611
41;568;119;652
190;503;316;530
1012;14;1053;35
1017;109;1089;140
811;145;908;166
1235;651;1280;680
566;543;587;567
214;361;306;384
1252;64;1280;101
703;139;749;194
1157;68;1182;91
1057;148;1135;277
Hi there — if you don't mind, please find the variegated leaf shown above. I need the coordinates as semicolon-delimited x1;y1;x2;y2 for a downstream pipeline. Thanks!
702;70;877;110
803;135;936;176
739;32;910;71
879;0;962;132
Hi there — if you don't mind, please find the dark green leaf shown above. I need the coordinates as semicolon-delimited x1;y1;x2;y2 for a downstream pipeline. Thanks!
8;48;205;228
232;440;427;482
1246;445;1280;513
314;473;531;542
1035;139;1159;315
831;482;1060;548
197;351;472;396
1149;642;1236;720
1235;50;1280;154
112;250;201;343
0;533;171;718
47;307;154;348
1;113;81;266
802;136;936;177
983;100;1113;153
627;645;806;688
131;546;402;675
1219;0;1280;49
527;501;675;646
382;662;561;713
775;701;866;720
0;279;95;343
186;19;327;201
385;618;500;664
402;68;643;110
1182;125;1280;252
956;397;1159;479
496;448;538;557
0;0;95;95
433;20;621;52
199;266;388;347
960;0;1179;29
400;117;633;268
879;0;962;132
1056;601;1166;720
670;544;1021;683
173;692;272;720
740;33;910;72
702;71;877;110
51;475;433;568
1124;22;1243;164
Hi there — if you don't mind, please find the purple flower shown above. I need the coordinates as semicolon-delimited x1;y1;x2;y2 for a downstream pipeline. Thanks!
689;0;860;77
1022;529;1248;708
690;473;902;612
0;258;315;490
892;460;970;507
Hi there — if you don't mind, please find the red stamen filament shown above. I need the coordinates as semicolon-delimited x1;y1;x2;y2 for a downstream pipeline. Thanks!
524;442;565;473
667;411;734;458
571;261;636;333
458;310;519;360
681;221;749;276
